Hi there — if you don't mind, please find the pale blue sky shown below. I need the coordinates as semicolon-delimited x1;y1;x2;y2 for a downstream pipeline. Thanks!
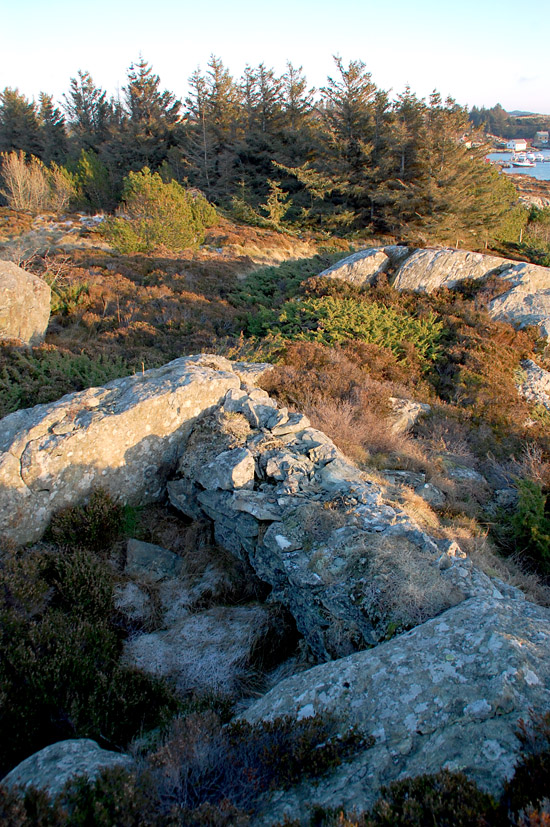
1;0;548;113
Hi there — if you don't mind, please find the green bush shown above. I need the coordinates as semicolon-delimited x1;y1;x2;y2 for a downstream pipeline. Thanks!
103;168;218;254
230;253;345;309
509;480;550;571
0;346;135;417
246;295;444;369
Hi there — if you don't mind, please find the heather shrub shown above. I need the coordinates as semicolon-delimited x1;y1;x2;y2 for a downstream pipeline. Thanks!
0;540;179;776
146;710;366;817
60;766;162;827
47;488;124;552
367;770;500;826
0;783;66;826
503;712;550;816
103;168;218;253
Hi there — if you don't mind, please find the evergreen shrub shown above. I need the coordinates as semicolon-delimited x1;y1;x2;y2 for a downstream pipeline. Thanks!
103;168;218;253
508;480;550;571
0;346;134;417
246;295;444;368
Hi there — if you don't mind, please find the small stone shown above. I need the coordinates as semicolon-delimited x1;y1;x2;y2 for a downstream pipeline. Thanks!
196;447;255;490
125;538;183;582
271;413;311;436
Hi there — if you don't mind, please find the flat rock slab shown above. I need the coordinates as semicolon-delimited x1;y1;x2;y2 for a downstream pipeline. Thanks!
2;739;132;799
0;259;51;345
125;538;183;582
243;595;550;824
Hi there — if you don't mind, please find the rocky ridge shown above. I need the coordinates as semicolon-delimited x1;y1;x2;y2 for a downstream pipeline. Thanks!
1;356;549;815
319;244;550;341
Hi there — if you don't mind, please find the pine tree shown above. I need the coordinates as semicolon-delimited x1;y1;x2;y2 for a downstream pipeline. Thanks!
183;57;242;199
318;57;379;226
282;62;315;133
379;92;516;244
63;71;112;152
38;93;67;164
123;57;182;170
0;88;42;157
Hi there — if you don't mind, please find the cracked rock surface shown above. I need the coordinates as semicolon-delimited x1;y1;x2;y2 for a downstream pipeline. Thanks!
243;594;550;824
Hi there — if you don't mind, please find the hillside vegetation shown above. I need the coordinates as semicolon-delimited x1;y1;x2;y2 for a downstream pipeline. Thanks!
1;57;550;826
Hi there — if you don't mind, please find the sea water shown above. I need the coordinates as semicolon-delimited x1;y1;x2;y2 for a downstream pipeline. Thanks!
486;152;550;181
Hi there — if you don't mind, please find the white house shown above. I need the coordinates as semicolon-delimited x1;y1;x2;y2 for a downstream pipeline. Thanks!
506;139;528;151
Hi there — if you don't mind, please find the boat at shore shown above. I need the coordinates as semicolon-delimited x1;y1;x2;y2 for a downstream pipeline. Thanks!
511;153;536;167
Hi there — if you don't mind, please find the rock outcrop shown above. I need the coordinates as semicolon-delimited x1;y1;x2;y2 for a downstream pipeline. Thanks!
391;248;509;292
320;246;550;341
1;355;490;660
0;259;51;345
163;379;508;661
1;739;132;799
517;358;550;412
0;355;270;545
1;356;549;812
243;593;550;824
317;248;392;287
488;261;550;340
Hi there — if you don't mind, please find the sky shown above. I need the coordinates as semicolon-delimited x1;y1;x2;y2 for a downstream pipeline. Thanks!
1;0;549;114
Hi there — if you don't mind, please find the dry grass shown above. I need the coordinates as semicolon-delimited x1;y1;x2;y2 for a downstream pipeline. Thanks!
440;517;550;607
395;487;441;530
359;534;464;634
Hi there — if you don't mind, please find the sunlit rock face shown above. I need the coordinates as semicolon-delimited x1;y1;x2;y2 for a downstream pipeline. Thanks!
323;245;550;341
0;259;51;345
0;355;245;545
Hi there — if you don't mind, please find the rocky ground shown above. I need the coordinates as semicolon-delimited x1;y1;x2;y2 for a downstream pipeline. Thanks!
1;212;550;823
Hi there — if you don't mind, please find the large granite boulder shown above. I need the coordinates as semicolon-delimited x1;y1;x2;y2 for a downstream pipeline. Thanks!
242;593;550;824
325;245;550;341
0;355;254;546
488;261;550;340
317;249;392;287
1;739;132;799
389;247;550;341
391;248;509;292
0;259;51;344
